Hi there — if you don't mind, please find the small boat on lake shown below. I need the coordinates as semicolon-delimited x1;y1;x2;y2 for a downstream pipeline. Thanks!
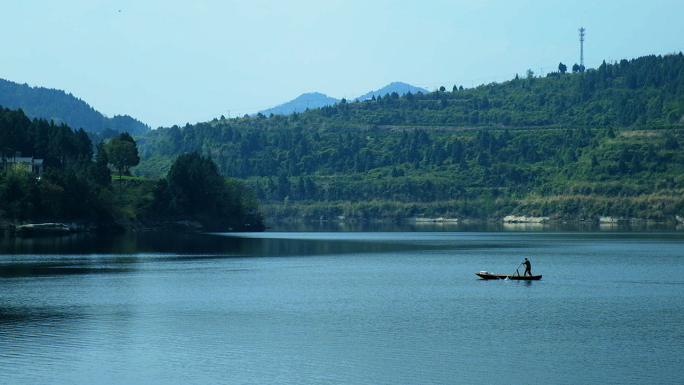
475;271;542;280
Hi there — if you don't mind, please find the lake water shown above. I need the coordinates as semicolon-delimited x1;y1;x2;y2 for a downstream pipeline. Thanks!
1;228;683;384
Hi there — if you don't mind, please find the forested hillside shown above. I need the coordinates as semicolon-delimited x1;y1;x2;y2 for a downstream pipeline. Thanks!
135;53;684;222
0;78;149;136
0;106;112;224
0;107;262;232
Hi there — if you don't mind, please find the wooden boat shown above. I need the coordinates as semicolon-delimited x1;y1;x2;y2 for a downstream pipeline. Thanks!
475;271;542;280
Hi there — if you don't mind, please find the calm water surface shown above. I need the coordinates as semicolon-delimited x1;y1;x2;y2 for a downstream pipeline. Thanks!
1;229;683;384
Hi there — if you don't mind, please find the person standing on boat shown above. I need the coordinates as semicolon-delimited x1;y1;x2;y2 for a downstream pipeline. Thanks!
522;258;532;276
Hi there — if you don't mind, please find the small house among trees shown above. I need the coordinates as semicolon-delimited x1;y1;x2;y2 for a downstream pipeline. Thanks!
1;154;45;175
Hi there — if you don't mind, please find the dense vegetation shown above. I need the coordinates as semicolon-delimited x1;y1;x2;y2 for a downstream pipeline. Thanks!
0;107;262;232
134;53;684;222
0;78;149;136
0;106;111;224
150;152;263;230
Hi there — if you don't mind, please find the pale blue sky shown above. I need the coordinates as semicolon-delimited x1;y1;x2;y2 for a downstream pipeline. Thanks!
2;0;683;128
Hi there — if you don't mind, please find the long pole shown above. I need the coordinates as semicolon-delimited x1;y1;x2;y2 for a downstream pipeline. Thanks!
513;263;523;277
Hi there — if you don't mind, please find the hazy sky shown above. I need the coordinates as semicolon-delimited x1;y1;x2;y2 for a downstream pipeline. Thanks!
2;0;683;128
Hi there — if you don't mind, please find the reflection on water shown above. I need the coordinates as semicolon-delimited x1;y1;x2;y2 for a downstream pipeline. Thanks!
1;229;684;385
2;220;680;256
0;232;242;255
1;231;437;258
0;258;135;278
2;226;682;278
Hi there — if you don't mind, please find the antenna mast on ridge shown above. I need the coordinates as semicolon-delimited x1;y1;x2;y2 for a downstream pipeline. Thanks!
578;27;586;71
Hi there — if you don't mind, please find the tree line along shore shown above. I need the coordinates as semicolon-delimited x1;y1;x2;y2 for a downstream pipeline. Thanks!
0;107;263;235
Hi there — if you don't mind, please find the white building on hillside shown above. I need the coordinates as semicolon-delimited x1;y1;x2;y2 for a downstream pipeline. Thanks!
1;156;46;175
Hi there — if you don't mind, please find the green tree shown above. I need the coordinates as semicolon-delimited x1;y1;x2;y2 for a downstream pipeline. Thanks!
591;154;600;168
480;96;490;110
558;62;567;74
151;152;263;230
91;140;111;187
0;164;37;221
105;133;140;182
154;152;230;217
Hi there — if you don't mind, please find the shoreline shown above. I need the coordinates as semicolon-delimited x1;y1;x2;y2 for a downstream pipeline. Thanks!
266;215;682;225
262;215;684;233
0;217;266;238
3;214;682;238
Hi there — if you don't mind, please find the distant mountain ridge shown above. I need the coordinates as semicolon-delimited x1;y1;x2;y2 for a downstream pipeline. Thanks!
0;78;149;135
257;82;427;116
353;82;427;101
258;92;339;116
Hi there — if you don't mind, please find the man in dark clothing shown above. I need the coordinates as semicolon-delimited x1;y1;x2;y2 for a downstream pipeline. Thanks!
522;258;532;276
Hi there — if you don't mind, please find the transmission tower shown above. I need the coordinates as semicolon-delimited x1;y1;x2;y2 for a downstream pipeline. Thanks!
578;27;586;71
